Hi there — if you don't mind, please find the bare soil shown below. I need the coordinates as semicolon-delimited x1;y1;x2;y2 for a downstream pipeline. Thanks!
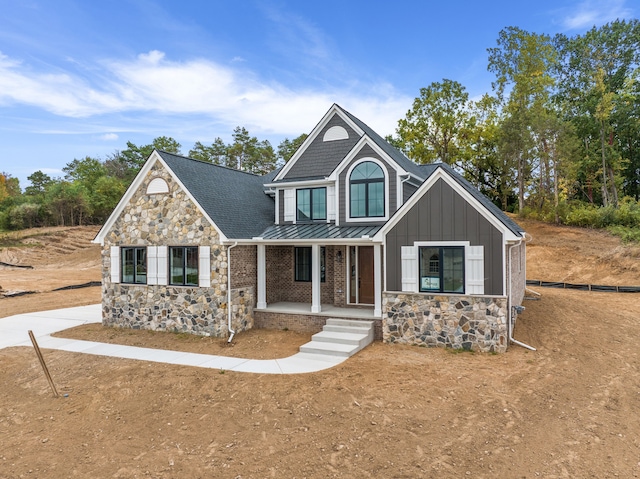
1;221;640;478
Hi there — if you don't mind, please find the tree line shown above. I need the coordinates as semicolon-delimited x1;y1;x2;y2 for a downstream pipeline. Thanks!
389;19;640;239
1;20;638;240
0;129;306;230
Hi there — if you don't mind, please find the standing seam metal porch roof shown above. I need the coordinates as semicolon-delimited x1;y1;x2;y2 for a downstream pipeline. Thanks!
260;223;382;241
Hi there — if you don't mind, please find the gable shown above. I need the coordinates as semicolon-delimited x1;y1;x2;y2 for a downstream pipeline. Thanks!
385;177;504;295
283;113;360;180
100;160;222;248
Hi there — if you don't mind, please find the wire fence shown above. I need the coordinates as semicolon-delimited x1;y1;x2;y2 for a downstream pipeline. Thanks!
526;279;640;293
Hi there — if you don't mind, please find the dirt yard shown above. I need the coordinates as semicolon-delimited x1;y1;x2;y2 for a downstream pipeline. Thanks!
1;221;639;478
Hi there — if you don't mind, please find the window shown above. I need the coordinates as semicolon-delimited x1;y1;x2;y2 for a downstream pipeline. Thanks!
121;247;147;284
169;246;199;286
297;188;326;221
419;246;464;293
294;247;325;282
350;161;384;218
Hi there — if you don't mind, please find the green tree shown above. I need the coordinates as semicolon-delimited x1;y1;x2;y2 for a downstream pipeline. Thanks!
488;26;557;213
63;156;107;191
227;127;276;175
277;133;308;164
396;79;473;166
188;138;228;165
24;171;53;198
554;19;640;206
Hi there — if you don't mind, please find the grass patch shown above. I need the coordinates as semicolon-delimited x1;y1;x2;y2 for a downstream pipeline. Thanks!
607;225;640;244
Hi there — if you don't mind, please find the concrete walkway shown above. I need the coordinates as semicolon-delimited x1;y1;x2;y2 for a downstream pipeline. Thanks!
0;305;346;374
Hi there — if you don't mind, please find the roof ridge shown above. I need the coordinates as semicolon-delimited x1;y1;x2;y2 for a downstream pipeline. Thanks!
156;149;265;178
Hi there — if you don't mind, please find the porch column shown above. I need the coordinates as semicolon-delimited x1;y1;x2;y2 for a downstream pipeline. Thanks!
374;243;382;317
256;244;267;309
311;243;321;313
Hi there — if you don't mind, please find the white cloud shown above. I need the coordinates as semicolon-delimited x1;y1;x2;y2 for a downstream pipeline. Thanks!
0;49;411;138
100;133;119;140
561;0;633;30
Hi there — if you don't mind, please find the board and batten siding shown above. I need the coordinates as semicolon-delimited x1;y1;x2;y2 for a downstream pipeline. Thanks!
283;114;359;180
385;178;504;295
338;144;398;225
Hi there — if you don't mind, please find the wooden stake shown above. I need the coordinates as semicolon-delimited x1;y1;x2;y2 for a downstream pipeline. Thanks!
28;330;59;398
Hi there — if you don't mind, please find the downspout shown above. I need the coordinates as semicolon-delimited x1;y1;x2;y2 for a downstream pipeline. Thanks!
507;239;536;351
227;242;238;343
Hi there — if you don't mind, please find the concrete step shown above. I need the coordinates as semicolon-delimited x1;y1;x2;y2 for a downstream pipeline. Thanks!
298;318;375;358
299;340;356;357
311;330;369;347
325;318;374;329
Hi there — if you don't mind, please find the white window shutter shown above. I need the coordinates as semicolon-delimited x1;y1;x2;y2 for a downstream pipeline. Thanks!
147;246;158;285
327;185;336;221
110;246;120;283
466;245;485;295
284;189;295;222
157;246;168;285
401;246;418;293
199;246;211;287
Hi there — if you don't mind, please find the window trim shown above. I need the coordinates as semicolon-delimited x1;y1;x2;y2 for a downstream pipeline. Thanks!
169;246;199;286
294;246;326;282
296;187;327;222
345;158;389;222
121;246;147;284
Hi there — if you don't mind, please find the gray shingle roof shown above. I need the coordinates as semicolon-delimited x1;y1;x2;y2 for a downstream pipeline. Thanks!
157;151;274;239
260;223;381;240
419;163;525;236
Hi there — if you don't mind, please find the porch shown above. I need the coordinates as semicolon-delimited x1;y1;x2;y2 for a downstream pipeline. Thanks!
253;301;382;340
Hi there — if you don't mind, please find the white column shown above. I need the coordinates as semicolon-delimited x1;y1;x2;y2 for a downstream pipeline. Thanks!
311;244;321;313
257;244;267;309
374;243;382;317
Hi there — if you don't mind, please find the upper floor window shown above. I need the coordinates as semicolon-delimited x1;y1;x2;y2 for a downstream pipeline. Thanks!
169;246;199;286
121;246;147;284
350;161;384;218
297;187;326;221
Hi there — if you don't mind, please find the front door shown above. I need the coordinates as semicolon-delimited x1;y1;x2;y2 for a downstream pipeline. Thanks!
358;246;374;304
349;246;374;304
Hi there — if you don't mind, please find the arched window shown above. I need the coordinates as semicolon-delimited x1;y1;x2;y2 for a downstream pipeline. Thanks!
349;161;384;218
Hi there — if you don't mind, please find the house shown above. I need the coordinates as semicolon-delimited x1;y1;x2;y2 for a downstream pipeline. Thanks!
93;104;527;352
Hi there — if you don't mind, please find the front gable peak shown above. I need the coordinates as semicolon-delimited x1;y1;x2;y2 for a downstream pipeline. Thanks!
274;104;365;182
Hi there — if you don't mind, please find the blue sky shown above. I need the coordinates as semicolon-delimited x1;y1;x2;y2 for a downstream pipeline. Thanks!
0;0;636;188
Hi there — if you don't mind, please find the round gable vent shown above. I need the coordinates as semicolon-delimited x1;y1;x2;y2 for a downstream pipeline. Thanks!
146;178;169;195
323;125;349;141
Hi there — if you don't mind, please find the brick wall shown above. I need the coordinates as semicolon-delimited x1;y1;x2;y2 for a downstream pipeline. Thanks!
231;245;256;290
265;245;338;305
254;310;382;339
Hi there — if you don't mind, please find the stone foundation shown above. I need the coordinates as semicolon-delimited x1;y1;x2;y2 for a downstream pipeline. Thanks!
383;292;508;352
102;284;254;337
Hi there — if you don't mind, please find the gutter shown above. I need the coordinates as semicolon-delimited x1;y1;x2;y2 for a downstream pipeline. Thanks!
507;238;536;351
227;242;238;343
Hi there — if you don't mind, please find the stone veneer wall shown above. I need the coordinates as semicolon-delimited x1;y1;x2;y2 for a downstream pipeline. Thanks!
382;292;508;353
101;160;253;337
